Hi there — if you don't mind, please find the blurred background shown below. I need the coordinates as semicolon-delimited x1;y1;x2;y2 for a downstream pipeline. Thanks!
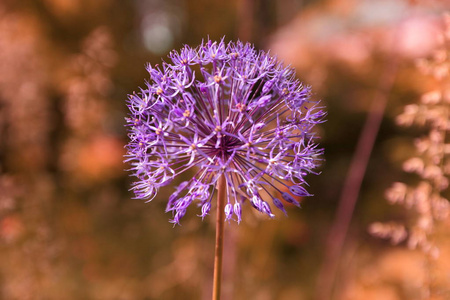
0;0;449;299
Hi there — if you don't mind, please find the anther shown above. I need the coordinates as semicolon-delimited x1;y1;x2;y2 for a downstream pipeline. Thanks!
236;103;245;112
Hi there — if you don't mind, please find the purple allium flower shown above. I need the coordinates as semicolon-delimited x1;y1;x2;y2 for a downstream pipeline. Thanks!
125;38;325;224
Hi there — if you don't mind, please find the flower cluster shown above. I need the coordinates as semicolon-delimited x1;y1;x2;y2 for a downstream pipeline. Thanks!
125;38;325;224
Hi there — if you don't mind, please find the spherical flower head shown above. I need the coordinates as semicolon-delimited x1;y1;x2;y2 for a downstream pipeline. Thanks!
125;38;325;224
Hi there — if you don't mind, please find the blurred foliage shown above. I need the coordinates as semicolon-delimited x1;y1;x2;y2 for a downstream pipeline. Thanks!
0;0;449;299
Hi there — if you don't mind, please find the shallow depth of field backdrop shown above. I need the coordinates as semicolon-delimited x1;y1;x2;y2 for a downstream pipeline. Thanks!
0;0;449;299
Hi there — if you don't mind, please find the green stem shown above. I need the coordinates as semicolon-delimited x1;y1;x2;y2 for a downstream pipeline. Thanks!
212;175;226;300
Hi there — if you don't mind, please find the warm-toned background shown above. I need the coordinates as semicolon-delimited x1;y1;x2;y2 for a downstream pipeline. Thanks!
0;0;449;299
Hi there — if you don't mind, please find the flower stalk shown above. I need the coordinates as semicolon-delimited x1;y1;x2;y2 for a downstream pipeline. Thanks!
212;175;226;300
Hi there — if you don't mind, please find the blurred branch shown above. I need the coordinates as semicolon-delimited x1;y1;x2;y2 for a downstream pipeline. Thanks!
315;40;401;300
